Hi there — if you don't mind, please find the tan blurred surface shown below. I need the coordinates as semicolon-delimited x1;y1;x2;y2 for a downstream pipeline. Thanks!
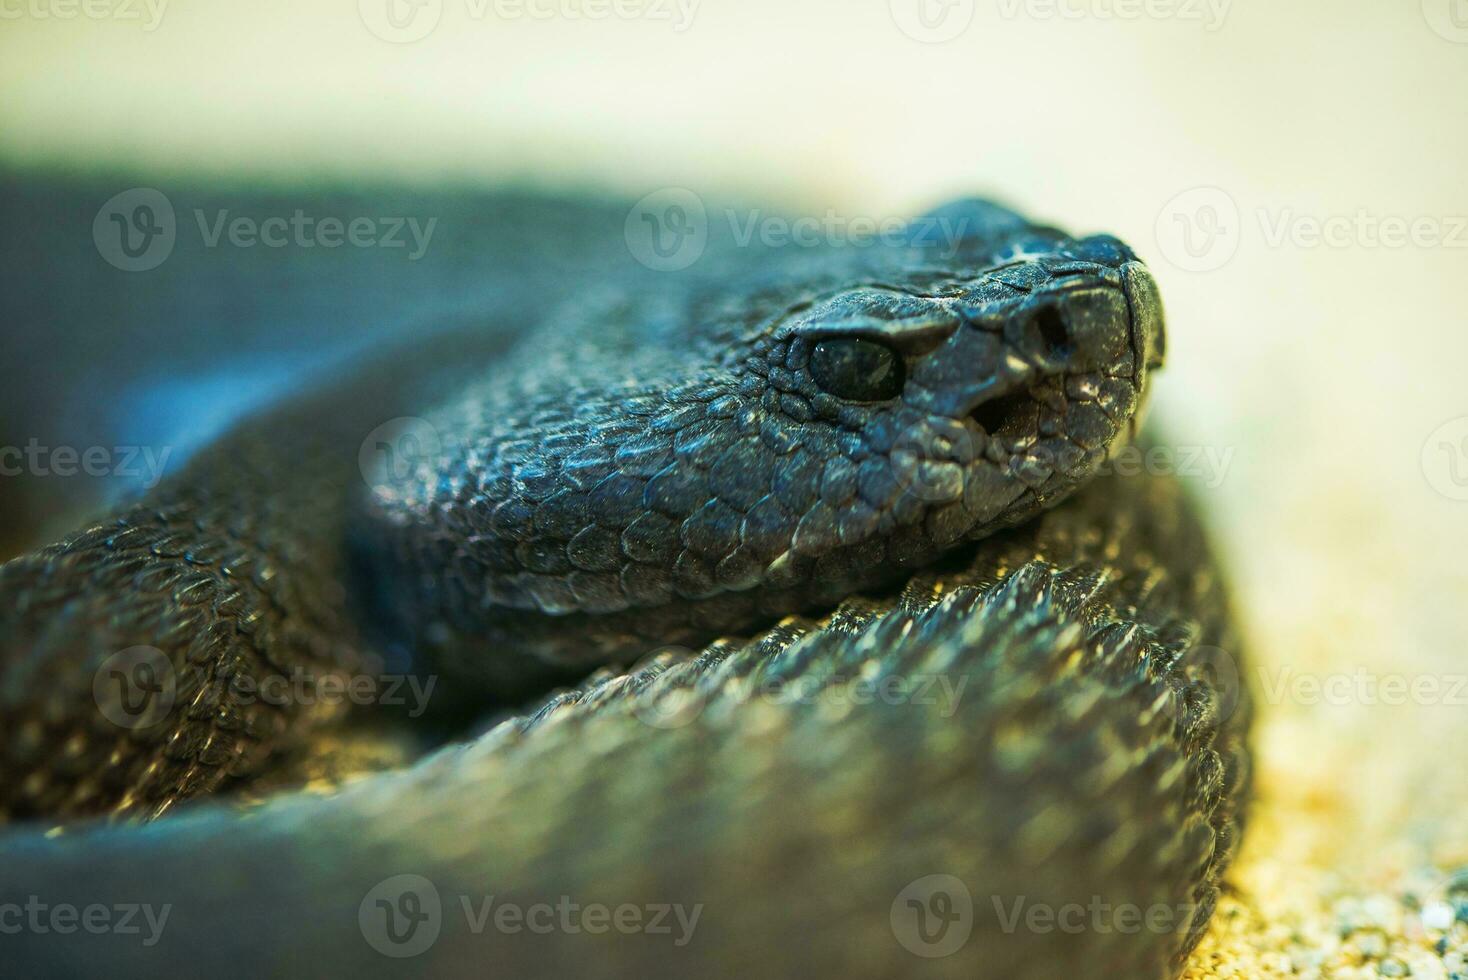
3;1;1466;974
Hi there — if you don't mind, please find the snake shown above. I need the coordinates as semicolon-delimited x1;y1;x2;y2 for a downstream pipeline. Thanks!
0;193;1250;979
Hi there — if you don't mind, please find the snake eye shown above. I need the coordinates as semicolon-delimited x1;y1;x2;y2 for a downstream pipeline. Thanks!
809;338;906;402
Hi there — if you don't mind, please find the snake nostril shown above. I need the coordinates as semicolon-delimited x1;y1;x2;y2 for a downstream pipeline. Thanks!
968;389;1032;437
1035;306;1070;359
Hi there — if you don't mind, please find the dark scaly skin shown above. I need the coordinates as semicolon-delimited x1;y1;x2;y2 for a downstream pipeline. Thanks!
0;194;1247;978
1;468;1249;979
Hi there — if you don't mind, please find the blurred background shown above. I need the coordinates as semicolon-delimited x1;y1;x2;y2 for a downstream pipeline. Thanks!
2;1;1465;973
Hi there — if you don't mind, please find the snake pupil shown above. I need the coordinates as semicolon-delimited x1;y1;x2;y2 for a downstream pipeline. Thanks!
809;337;906;401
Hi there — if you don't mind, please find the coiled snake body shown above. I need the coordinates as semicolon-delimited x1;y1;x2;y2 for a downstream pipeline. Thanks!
0;196;1249;979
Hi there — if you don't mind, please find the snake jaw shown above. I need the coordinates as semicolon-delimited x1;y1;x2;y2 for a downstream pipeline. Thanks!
896;261;1146;509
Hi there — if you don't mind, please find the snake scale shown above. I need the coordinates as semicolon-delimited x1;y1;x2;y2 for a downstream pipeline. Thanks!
0;191;1250;979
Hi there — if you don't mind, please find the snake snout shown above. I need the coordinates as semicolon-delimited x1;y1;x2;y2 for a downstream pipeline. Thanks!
1121;261;1166;384
1013;279;1134;375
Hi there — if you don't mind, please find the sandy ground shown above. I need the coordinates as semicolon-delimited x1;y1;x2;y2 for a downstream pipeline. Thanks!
3;1;1466;974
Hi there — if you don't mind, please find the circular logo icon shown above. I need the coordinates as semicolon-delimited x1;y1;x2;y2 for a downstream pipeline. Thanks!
93;646;177;730
1166;645;1243;729
359;0;442;43
359;874;443;958
360;417;444;496
93;188;176;272
889;0;975;42
892;420;974;504
1422;416;1468;501
1153;186;1241;273
891;874;973;958
630;648;706;729
632;687;707;730
625;188;708;272
1422;0;1468;42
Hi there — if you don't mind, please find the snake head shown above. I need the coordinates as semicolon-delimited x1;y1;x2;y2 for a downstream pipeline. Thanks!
359;201;1167;668
774;252;1163;544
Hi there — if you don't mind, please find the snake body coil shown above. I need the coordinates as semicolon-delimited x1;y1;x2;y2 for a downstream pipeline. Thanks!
0;195;1249;979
